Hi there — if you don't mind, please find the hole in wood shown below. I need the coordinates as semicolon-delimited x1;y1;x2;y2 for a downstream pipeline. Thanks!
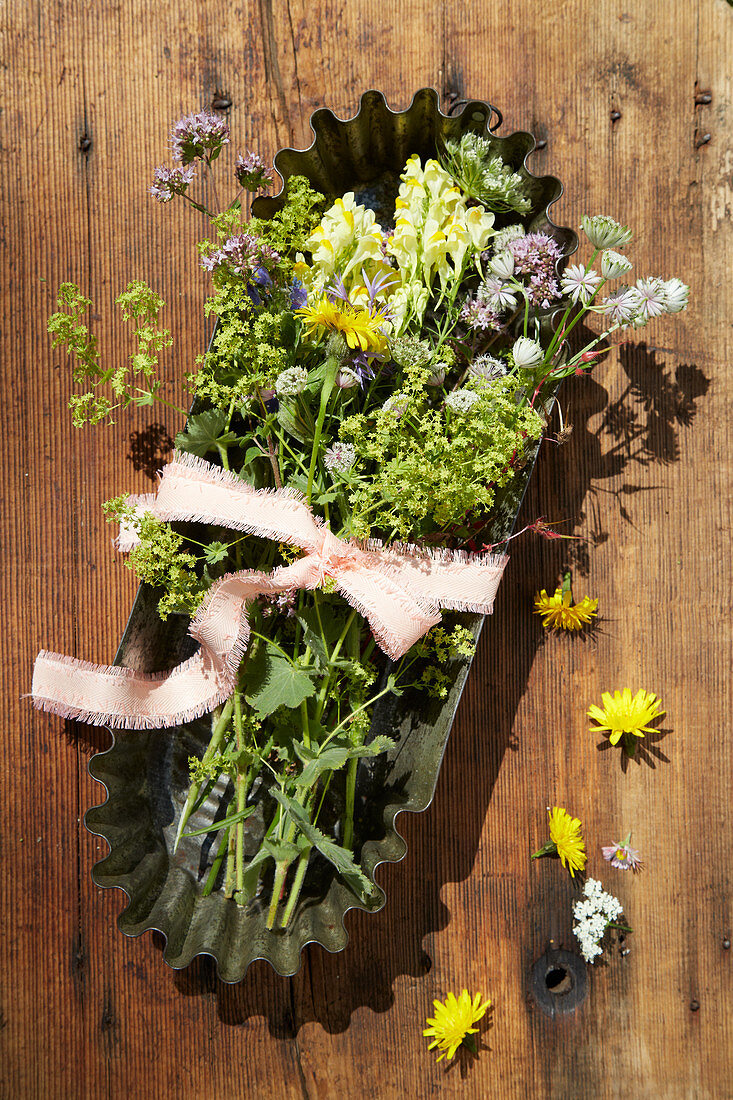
531;948;588;1016
545;966;572;994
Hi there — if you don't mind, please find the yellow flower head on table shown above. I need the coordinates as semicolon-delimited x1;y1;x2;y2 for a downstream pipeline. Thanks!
296;295;388;354
588;688;665;746
534;586;598;631
532;806;587;878
423;990;491;1062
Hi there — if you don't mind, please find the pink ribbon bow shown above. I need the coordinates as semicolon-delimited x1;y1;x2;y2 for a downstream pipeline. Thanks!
32;452;507;729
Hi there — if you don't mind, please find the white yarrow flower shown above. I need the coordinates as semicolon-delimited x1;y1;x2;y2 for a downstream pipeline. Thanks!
492;223;525;252
572;878;626;965
512;336;544;370
580;214;633;249
561;263;602;304
275;365;308;397
663;277;689;314
445;389;480;414
601;249;633;279
489;249;516;279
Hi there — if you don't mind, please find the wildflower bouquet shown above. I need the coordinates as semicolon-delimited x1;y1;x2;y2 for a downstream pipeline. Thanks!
33;91;688;975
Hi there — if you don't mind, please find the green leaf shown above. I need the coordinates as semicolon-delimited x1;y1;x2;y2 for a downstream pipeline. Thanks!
203;540;230;565
292;733;397;787
270;788;375;898
262;837;300;863
182;806;255;837
175;409;240;458
243;642;315;716
277;403;312;444
296;606;346;668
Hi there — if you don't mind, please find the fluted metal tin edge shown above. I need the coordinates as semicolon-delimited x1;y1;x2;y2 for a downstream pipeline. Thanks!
84;89;575;983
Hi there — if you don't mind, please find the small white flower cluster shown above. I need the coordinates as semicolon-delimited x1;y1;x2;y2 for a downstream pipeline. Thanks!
275;366;308;397
572;878;624;963
323;441;356;474
445;388;480;414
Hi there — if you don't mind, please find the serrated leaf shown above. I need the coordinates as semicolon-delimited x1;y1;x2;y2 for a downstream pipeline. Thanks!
203;540;230;565
243;643;315;716
262;837;300;863
175;409;241;458
271;788;374;898
277;404;312;444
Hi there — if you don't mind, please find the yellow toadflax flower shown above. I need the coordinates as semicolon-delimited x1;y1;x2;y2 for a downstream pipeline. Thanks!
588;688;665;750
532;806;587;877
423;990;491;1062
295;295;388;353
534;574;598;631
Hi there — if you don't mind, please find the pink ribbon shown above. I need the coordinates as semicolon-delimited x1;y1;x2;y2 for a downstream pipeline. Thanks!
32;452;507;729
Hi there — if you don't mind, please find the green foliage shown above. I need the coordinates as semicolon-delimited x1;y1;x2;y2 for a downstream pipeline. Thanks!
249;176;327;259
341;375;543;540
175;408;241;459
243;639;316;716
439;132;532;214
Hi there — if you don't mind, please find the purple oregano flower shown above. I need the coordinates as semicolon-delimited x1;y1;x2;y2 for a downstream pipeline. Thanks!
150;164;195;203
235;151;271;191
171;110;230;164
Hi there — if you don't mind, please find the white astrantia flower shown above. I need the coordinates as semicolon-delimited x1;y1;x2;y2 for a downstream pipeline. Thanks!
580;214;633;250
561;263;602;305
469;354;506;381
426;361;447;386
601;249;633;280
382;394;410;417
275;365;308;397
323;441;356;474
572;877;626;964
634;276;668;320
663;277;689;314
512;336;544;370
336;367;360;389
445;389;480;414
488;249;515;280
599;286;641;327
479;275;517;311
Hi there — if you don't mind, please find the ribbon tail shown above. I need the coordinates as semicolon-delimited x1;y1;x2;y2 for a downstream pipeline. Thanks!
334;570;441;661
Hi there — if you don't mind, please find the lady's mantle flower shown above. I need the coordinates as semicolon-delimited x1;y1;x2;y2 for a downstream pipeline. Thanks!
234;150;270;191
534;586;598;631
602;835;643;872
512;336;544;370
601;250;633;279
573;878;628;963
445;389;480;414
561;263;602;305
150;164;195;203
323;441;356;474
275;366;308;397
296;295;388;353
171;110;230;164
588;688;665;751
423;990;491;1062
532;806;587;878
580;214;633;250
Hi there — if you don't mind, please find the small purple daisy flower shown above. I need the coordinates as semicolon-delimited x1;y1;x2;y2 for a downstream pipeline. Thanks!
602;837;643;872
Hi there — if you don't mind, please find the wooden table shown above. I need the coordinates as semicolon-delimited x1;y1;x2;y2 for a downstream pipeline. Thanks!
2;2;731;1096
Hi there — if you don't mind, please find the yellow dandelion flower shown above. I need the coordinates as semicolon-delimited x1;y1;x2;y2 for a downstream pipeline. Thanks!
532;807;587;877
295;295;387;353
534;586;598;631
588;688;665;747
423;990;491;1062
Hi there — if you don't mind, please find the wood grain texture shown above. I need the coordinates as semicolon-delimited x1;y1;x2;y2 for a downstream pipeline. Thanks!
1;1;731;1097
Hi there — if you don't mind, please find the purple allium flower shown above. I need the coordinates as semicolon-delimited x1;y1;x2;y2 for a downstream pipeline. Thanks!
508;232;564;308
150;164;195;203
171;110;230;164
459;295;501;332
234;150;271;191
602;839;643;872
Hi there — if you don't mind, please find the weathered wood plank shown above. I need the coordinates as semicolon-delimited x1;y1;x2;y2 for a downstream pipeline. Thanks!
1;1;731;1097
